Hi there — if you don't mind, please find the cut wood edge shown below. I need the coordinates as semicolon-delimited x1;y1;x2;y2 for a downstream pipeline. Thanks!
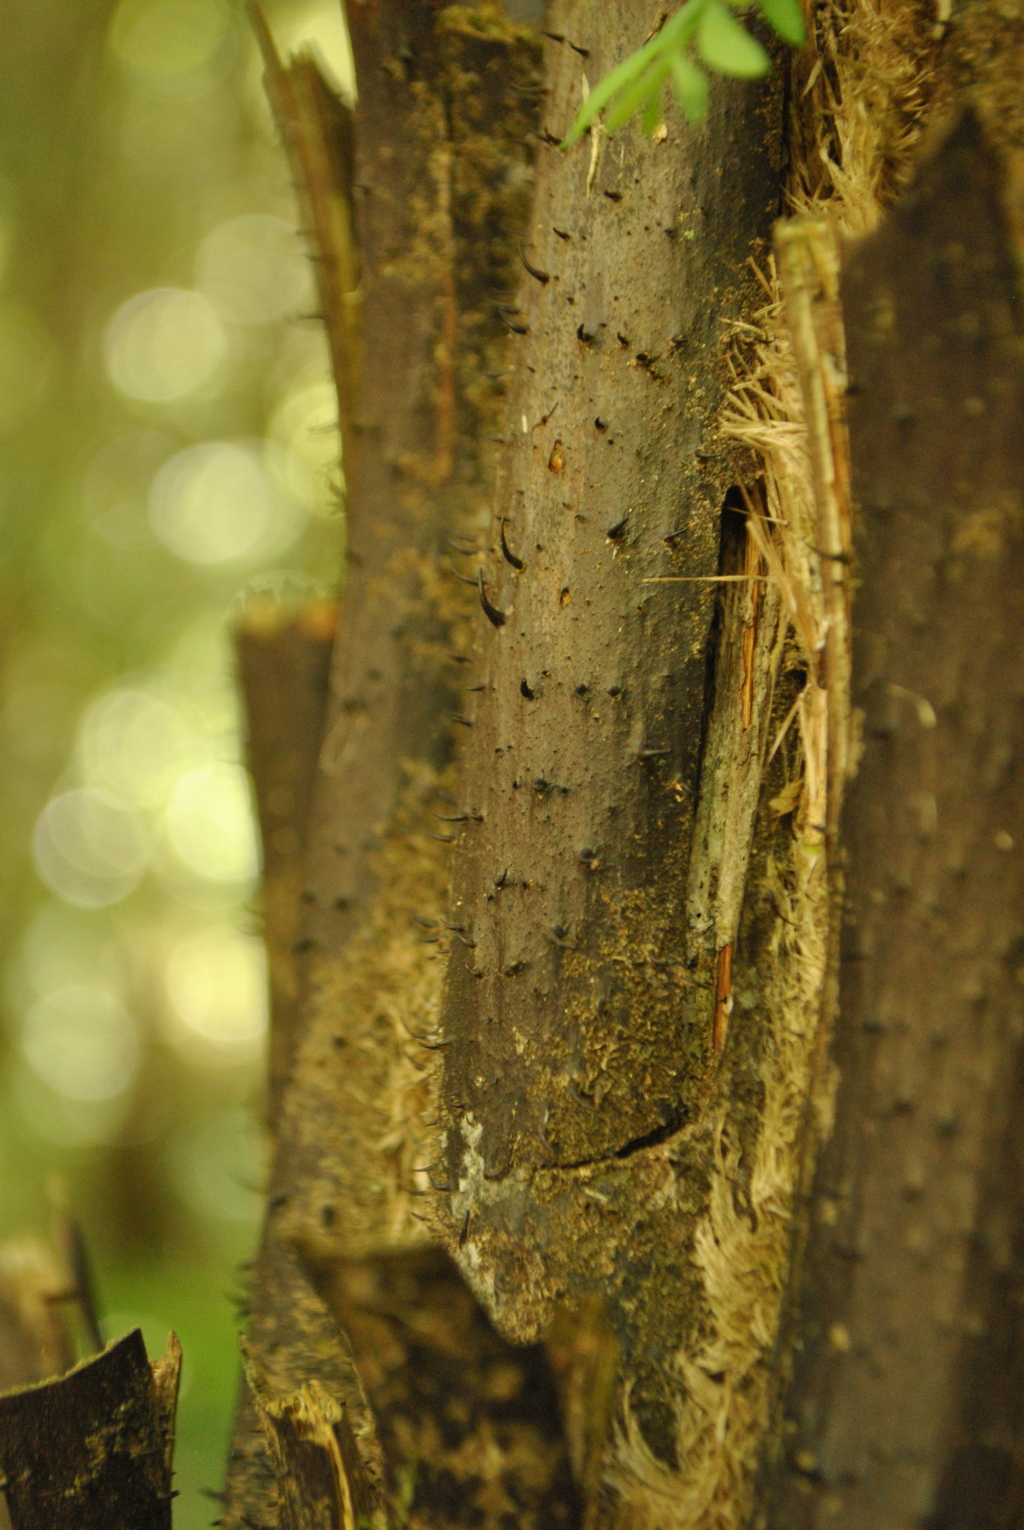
242;1342;387;1530
0;1328;180;1530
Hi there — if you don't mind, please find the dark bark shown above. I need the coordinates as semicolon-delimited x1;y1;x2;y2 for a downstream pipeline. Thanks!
320;1246;580;1530
244;1345;379;1530
0;1330;180;1530
225;1241;392;1530
434;0;784;1471
225;3;471;1510
763;112;1024;1528
229;9;1024;1530
225;9;579;1528
270;0;459;980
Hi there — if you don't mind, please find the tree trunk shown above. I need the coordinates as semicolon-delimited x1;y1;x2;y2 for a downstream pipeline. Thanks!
432;2;786;1515
760;109;1024;1530
217;3;1024;1530
224;6;581;1527
6;3;1024;1528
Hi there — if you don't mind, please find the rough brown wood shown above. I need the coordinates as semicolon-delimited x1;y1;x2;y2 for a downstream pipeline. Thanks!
763;111;1024;1528
295;0;477;979
434;0;785;1474
224;9;576;1528
245;1351;376;1530
225;10;475;1517
0;1329;180;1530
320;1246;580;1530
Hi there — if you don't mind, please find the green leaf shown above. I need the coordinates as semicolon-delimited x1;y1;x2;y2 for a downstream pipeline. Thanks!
560;0;799;147
756;0;806;46
642;89;666;135
696;1;770;76
560;0;702;147
561;34;661;146
605;57;672;134
670;53;710;123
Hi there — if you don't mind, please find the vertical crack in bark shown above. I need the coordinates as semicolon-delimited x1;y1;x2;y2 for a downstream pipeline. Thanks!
636;3;946;1521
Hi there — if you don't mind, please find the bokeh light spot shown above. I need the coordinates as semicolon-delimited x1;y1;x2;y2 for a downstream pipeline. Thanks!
32;788;149;908
163;763;259;884
84;430;176;549
268;380;342;516
196;214;312;325
22;985;140;1101
111;0;230;77
149;440;298;564
104;287;226;403
80;688;198;810
165;926;268;1054
7;901;110;1020
11;1065;136;1148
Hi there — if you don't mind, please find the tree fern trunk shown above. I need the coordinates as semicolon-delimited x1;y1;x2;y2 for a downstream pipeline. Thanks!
432;1;785;1511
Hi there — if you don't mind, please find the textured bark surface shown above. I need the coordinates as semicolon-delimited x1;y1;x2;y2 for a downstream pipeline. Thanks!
0;1329;180;1530
230;10;1024;1530
244;1353;379;1530
434;0;784;1470
225;8;579;1528
295;0;468;976
320;1246;580;1530
763;113;1024;1528
224;3;475;1514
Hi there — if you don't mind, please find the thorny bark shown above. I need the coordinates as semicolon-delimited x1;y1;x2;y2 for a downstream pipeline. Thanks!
762;113;1024;1529
225;4;1024;1530
433;0;785;1498
5;5;1024;1530
230;1;794;1524
225;6;579;1529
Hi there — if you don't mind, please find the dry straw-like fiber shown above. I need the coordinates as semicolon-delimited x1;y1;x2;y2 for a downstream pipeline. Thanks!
608;1;941;1523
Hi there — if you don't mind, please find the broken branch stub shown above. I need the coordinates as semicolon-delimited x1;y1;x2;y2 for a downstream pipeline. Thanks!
249;4;360;476
0;1329;180;1530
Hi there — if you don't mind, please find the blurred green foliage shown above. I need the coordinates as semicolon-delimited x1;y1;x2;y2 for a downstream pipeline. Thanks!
0;1;352;1521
